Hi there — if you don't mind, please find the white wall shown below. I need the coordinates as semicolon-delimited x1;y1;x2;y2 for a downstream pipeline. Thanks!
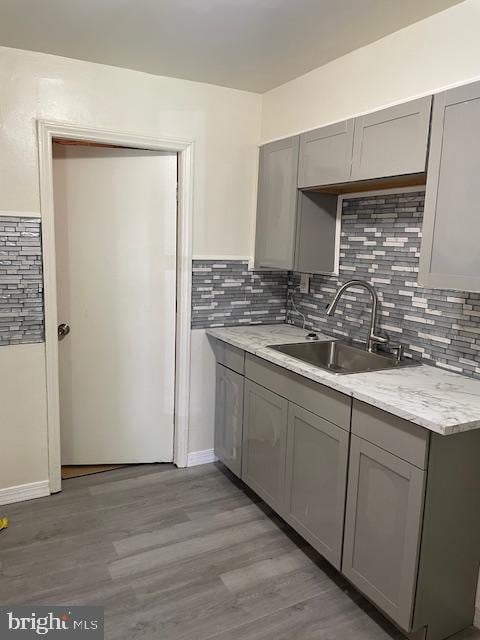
0;46;261;494
261;0;480;142
0;345;48;489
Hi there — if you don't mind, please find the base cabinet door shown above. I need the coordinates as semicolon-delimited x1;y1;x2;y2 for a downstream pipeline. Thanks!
214;364;244;477
343;435;425;632
285;404;349;569
242;380;288;512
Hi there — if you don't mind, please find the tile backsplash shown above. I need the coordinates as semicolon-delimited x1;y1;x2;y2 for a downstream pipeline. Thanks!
191;260;287;329
0;216;44;346
288;191;480;379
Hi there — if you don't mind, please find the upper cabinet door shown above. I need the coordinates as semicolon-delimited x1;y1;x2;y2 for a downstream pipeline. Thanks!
351;96;432;181
419;82;480;291
254;136;299;270
298;120;354;188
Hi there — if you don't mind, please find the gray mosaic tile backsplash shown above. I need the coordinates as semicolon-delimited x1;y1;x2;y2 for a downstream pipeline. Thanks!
288;191;480;378
192;260;287;329
0;217;44;346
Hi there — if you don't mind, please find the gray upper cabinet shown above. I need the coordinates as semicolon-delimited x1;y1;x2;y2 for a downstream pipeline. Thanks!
294;191;339;274
284;404;348;569
254;136;299;270
351;96;432;181
254;137;340;274
343;435;425;632
419;82;480;291
298;120;354;188
242;380;288;513
214;363;244;477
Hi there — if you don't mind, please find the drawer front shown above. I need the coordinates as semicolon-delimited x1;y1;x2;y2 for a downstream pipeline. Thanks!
245;354;351;430
352;400;429;469
215;340;245;375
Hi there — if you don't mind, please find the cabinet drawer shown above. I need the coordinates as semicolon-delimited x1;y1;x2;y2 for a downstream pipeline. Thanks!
245;354;350;430
214;340;245;375
352;400;429;469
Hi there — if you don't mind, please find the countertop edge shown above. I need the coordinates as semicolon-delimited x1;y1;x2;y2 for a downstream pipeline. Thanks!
206;328;479;436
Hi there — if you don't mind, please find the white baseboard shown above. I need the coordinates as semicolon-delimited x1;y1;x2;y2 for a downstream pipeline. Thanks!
474;606;480;630
187;449;218;467
0;480;50;506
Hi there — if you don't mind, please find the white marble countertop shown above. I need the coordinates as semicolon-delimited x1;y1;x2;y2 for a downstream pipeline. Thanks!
207;324;480;436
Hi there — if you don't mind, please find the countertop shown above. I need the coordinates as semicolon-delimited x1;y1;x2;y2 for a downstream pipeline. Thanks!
206;324;480;436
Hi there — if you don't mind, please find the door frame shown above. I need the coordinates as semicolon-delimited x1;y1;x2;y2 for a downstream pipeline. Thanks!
38;120;194;493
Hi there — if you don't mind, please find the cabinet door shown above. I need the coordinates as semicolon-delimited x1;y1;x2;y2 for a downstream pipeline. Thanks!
298;120;354;188
343;436;425;632
242;380;288;512
285;404;348;569
351;96;432;181
254;136;299;270
214;364;244;477
419;82;480;291
294;191;339;275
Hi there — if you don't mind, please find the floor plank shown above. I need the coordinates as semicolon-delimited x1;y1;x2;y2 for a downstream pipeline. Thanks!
1;463;478;640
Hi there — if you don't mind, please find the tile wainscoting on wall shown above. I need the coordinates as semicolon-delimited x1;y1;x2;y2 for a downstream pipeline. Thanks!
0;216;44;346
191;260;287;329
288;191;480;379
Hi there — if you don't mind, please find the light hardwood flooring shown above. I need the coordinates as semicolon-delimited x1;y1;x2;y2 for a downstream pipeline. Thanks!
1;463;479;640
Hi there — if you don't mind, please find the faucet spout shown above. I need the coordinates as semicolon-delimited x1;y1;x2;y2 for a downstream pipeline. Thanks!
326;280;388;353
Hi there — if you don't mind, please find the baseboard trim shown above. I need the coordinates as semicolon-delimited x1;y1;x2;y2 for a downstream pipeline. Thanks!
0;480;50;506
474;606;480;630
187;449;218;467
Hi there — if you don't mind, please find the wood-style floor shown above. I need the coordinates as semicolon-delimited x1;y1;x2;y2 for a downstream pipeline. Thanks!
1;463;479;640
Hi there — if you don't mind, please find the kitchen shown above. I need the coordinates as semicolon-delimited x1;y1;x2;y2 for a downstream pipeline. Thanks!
1;1;480;639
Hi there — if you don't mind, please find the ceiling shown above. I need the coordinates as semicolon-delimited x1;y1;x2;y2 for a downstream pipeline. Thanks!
0;0;464;93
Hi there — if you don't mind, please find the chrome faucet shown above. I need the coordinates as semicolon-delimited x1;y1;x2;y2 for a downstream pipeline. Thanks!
326;280;388;353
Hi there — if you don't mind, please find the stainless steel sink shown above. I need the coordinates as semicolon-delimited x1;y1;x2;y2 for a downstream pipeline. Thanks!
268;340;419;375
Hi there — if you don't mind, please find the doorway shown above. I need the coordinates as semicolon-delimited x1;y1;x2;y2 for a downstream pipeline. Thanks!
39;122;194;493
52;142;177;474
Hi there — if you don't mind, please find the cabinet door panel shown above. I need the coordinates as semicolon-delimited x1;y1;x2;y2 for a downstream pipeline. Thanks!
255;137;299;270
343;436;425;631
285;404;348;568
214;364;244;477
351;97;431;180
298;120;354;188
420;82;480;291
242;380;288;512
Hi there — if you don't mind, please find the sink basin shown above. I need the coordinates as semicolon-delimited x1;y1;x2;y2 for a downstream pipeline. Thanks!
268;340;419;375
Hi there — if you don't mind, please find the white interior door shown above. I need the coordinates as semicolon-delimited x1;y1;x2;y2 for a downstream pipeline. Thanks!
53;143;177;464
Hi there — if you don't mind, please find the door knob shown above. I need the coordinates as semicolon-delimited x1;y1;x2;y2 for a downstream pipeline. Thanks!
58;323;70;341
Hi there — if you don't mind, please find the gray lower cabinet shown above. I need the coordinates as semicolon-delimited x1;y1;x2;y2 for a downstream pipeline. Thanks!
343;435;425;632
419;81;480;291
284;404;349;569
214;363;244;477
242;380;288;512
255;136;299;270
213;340;480;640
298;119;354;188
351;96;432;181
